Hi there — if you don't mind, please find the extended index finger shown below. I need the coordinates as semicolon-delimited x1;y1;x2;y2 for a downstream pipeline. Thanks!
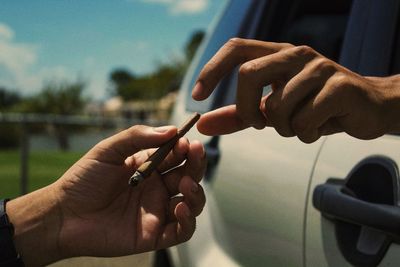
197;105;249;135
192;38;290;100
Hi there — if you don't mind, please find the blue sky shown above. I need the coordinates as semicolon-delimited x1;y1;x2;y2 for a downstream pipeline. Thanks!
0;0;226;100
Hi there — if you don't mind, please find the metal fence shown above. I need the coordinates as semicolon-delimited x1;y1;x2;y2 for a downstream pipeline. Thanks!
0;112;167;195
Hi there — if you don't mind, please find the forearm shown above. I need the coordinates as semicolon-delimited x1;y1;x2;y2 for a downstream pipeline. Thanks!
368;74;400;134
7;185;63;267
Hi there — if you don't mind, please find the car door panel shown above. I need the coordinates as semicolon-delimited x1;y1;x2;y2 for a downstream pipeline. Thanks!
166;0;360;266
211;128;323;266
306;134;400;266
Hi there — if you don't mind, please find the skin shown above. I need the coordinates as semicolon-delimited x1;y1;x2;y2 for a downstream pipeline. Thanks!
192;38;400;143
6;125;206;267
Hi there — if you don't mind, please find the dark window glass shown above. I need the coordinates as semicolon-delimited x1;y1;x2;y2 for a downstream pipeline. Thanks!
257;0;353;61
224;0;353;107
184;1;257;113
390;15;400;75
184;0;353;112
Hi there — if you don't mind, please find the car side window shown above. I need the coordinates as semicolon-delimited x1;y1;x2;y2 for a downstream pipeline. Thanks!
390;22;400;75
223;0;354;106
184;0;353;112
258;0;353;62
184;1;259;113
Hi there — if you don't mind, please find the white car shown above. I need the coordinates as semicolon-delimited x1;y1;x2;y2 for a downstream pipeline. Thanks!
155;0;400;266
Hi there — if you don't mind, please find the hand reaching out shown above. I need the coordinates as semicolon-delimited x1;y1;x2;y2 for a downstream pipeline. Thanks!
7;125;206;266
192;38;400;143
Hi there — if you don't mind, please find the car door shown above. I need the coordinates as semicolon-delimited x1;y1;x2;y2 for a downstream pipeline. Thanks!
167;1;354;266
167;2;271;266
306;1;400;266
209;2;354;266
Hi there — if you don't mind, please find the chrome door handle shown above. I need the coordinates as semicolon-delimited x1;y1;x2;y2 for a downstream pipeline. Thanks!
313;183;400;240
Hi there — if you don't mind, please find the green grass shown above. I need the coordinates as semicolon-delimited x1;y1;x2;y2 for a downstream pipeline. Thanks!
0;150;83;198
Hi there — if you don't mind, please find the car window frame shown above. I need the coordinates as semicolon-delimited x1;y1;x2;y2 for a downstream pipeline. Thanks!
183;0;267;113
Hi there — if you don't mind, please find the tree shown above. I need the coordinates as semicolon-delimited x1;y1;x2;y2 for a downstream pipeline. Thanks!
109;29;205;101
19;79;87;151
110;69;135;89
109;68;140;100
185;30;205;62
28;80;86;115
0;87;21;111
110;63;184;101
0;87;22;148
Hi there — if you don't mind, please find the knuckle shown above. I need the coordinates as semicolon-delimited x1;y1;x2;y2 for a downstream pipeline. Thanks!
310;57;334;73
292;45;315;57
128;124;146;134
279;42;295;51
238;61;259;78
226;37;246;50
224;38;249;63
327;73;349;92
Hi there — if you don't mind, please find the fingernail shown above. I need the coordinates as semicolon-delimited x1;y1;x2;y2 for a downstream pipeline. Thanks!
192;82;203;99
191;181;199;193
153;125;175;133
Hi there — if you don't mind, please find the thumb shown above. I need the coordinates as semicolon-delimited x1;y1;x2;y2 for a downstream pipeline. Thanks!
87;125;177;164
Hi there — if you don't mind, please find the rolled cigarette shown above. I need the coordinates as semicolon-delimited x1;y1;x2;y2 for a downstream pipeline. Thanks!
128;112;201;186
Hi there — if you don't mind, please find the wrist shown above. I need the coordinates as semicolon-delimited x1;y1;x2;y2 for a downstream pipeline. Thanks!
0;199;24;266
365;75;400;134
7;185;63;267
376;75;400;134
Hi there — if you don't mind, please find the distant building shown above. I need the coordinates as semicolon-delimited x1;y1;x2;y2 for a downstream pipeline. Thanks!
102;92;177;122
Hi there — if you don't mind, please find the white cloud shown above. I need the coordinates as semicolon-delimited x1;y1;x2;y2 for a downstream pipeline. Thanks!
0;23;14;40
0;22;39;91
0;22;74;95
170;0;208;14
140;0;209;15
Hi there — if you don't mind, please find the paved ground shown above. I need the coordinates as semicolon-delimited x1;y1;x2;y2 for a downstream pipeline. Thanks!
48;253;151;267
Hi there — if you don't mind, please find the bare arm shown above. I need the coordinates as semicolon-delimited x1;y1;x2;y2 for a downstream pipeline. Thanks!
7;125;206;266
193;38;400;143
